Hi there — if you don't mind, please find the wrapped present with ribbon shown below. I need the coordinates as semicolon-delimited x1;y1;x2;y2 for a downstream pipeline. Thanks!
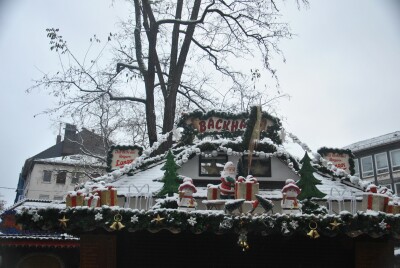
386;200;400;214
235;176;259;201
66;190;86;207
84;193;101;208
207;184;220;200
361;193;389;212
95;186;117;206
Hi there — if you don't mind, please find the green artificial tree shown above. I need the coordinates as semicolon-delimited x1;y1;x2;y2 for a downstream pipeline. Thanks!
157;150;181;197
297;152;326;200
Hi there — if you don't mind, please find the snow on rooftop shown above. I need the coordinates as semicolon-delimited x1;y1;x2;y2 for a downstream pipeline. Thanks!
8;199;66;212
35;154;105;167
343;131;400;152
109;163;165;197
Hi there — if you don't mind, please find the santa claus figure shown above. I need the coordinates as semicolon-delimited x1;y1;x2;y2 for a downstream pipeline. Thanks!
178;178;197;211
281;179;302;214
219;161;237;199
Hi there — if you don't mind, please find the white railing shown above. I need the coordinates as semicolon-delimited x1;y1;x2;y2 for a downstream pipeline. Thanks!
124;184;153;210
327;188;357;214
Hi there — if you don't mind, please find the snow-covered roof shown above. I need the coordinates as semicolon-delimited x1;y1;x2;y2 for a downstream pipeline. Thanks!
6;199;66;212
343;131;400;152
109;163;164;197
104;160;363;200
34;154;106;168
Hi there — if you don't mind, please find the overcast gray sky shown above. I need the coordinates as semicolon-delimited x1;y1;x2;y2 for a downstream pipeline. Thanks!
0;1;399;205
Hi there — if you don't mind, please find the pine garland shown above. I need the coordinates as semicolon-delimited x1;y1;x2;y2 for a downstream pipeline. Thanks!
15;207;400;239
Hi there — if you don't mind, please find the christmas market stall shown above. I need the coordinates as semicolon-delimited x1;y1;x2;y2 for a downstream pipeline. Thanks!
13;107;400;267
0;199;79;268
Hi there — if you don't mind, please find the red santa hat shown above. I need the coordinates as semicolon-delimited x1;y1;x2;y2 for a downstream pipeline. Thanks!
179;182;197;193
281;183;301;194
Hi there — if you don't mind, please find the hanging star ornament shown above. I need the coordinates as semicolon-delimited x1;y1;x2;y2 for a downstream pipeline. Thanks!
58;215;69;228
330;219;342;230
153;214;165;224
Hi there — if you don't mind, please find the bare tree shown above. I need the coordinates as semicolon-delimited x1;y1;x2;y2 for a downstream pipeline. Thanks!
29;0;307;151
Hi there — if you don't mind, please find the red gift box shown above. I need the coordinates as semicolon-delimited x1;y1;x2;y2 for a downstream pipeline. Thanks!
386;201;400;214
84;194;101;207
235;177;259;201
66;191;85;207
362;193;389;212
95;186;117;206
207;185;220;200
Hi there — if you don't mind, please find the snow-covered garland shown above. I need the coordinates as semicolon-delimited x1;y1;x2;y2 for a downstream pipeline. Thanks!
85;128;183;184
172;137;299;172
16;207;400;239
287;131;366;189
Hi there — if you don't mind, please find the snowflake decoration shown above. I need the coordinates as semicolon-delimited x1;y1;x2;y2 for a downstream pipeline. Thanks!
94;212;103;221
131;215;139;224
281;221;290;234
379;220;387;230
219;218;233;230
187;217;197;226
32;213;42;222
289;220;299;230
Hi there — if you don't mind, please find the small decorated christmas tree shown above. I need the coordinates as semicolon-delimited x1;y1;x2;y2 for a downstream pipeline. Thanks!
297;152;326;200
157;150;181;197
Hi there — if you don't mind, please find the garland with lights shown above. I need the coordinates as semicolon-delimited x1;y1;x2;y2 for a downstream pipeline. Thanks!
317;147;355;175
15;207;400;240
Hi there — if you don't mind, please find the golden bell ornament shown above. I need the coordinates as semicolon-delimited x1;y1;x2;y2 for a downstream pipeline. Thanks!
307;229;320;239
109;214;125;231
307;221;320;239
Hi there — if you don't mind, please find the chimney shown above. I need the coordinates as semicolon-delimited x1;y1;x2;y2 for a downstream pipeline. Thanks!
56;135;61;144
64;123;77;141
56;122;62;144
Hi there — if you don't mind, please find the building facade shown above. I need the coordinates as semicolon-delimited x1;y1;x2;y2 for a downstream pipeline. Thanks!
344;131;400;194
22;156;105;201
15;124;108;202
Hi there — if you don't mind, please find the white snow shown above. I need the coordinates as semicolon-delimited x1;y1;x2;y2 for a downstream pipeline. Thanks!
343;131;400;152
35;154;105;167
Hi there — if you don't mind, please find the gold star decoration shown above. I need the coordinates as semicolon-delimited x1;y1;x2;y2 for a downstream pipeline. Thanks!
153;214;165;224
330;220;342;230
58;215;69;228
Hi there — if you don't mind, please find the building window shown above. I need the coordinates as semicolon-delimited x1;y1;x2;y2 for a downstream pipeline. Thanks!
199;154;227;177
354;159;360;176
375;153;389;175
53;195;64;201
56;171;67;184
241;156;272;177
42;170;52;183
361;156;374;178
395;183;400;194
71;172;82;184
390;149;400;172
39;194;50;200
